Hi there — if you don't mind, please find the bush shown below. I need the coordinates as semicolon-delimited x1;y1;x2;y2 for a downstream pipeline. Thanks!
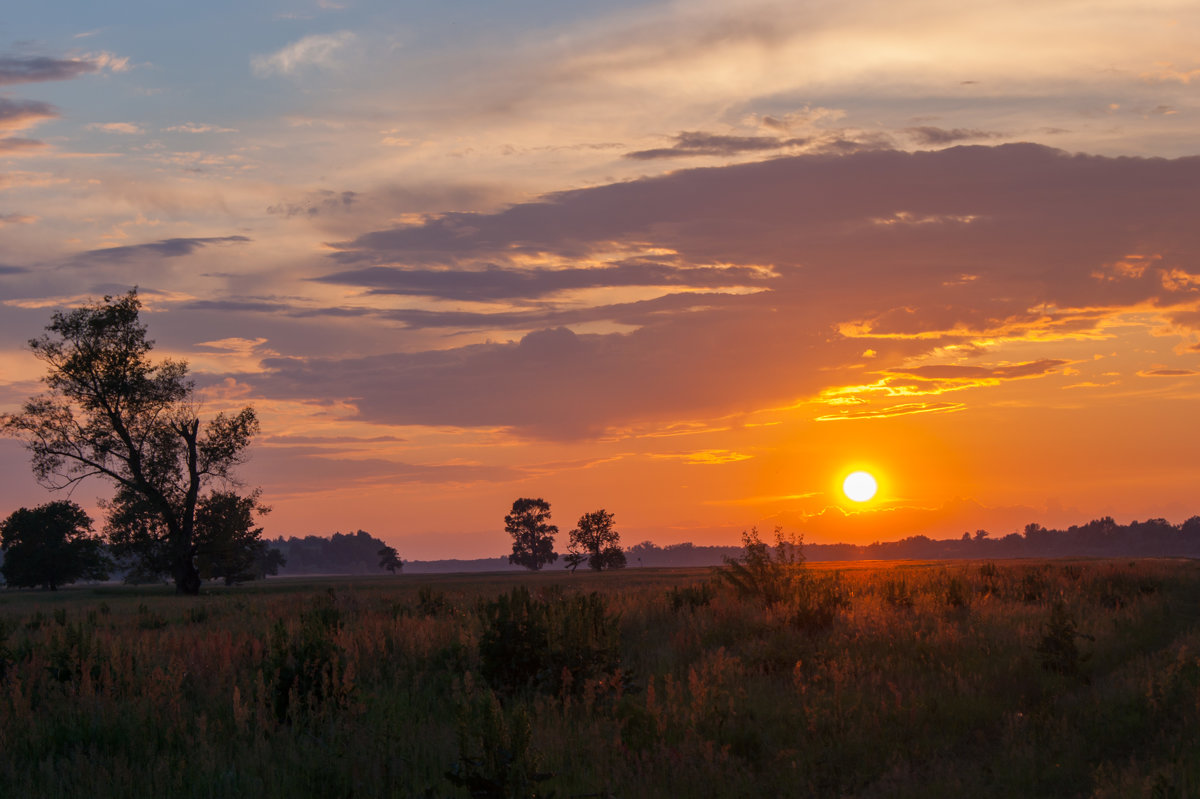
477;586;621;695
667;581;716;611
1036;599;1093;680
268;592;351;724
717;526;806;605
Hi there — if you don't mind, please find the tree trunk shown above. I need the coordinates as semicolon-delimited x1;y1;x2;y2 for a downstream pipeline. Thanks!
174;558;201;595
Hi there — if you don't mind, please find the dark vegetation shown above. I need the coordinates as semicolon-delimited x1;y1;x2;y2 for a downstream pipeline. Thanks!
0;290;263;595
1;550;1199;797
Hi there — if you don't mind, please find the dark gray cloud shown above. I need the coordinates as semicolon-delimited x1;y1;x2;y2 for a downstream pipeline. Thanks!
624;130;808;160
0;137;45;152
905;126;1003;145
0;97;58;130
0;264;29;274
79;235;251;262
314;261;773;301
246;144;1200;438
267;190;357;218
0;55;99;85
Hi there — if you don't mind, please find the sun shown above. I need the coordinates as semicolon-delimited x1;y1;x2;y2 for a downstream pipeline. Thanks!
842;470;878;502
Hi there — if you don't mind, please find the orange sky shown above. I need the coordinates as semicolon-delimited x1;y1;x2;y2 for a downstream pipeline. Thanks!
2;2;1199;558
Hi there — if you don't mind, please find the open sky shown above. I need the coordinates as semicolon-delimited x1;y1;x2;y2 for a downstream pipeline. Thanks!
2;1;1199;558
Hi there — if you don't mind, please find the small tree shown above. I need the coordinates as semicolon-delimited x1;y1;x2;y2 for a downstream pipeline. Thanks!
0;501;112;590
566;509;626;571
505;498;558;571
0;290;260;594
378;545;403;574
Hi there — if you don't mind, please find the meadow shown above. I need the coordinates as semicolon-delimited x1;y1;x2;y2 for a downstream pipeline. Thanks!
1;556;1199;798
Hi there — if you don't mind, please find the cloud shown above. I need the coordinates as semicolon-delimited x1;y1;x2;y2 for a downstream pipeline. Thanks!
251;32;356;77
0;55;99;85
624;130;808;160
890;359;1068;381
1138;368;1198;377
0;214;36;226
0;137;45;153
78;235;251;263
247;144;1200;439
163;122;238;134
86;122;144;135
814;402;966;421
905;127;1003;146
314;261;774;301
267;189;357;218
0;263;29;273
0;98;58;132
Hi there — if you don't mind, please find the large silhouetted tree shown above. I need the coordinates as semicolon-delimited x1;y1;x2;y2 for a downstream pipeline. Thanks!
505;498;558;571
0;501;112;589
566;509;626;571
0;290;260;594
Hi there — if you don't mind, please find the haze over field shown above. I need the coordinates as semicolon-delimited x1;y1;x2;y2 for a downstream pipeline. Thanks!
1;1;1198;558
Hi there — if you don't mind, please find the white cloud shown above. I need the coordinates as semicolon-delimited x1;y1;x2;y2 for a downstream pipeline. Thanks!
251;32;356;77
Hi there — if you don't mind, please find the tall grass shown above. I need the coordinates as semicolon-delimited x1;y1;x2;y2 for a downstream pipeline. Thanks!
1;559;1198;797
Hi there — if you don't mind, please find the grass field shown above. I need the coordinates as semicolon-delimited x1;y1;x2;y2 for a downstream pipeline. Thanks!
2;557;1199;797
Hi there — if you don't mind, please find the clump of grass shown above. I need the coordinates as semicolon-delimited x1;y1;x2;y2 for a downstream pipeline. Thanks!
667;581;716;611
268;592;352;724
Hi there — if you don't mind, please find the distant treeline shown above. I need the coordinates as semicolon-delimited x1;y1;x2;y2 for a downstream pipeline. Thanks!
268;530;394;575
12;516;1190;582
622;516;1200;568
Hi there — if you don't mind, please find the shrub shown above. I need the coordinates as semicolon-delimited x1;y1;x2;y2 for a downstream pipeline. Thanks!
667;581;716;612
445;688;554;798
268;593;351;724
477;586;621;695
1036;599;1093;680
717;526;806;605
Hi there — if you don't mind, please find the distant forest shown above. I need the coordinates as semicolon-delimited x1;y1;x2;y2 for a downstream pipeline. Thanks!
403;515;1200;573
263;516;1200;574
7;517;1196;582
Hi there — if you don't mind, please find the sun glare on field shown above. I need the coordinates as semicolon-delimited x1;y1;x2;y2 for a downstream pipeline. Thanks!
842;471;878;502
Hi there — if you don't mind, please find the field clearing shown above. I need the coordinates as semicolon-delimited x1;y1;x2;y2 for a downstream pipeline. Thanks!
2;558;1199;797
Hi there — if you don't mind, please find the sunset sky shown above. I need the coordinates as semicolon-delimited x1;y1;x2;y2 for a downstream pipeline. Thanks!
2;1;1199;559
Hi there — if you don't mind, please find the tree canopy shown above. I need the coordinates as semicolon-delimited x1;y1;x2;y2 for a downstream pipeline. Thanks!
0;501;112;590
0;290;262;594
505;498;558;571
566;509;626;571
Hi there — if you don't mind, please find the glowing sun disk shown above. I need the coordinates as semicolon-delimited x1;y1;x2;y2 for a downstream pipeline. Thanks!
843;471;878;502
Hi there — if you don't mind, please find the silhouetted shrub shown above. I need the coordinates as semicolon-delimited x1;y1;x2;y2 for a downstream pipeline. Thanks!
882;577;915;609
268;592;350;724
477;586;620;695
1036;600;1092;680
667;581;716;611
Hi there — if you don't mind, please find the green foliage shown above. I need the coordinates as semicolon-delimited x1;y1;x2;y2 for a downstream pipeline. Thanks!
477;586;620;695
445;688;555;798
0;501;111;590
505;498;559;572
0;561;1198;797
268;592;350;724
